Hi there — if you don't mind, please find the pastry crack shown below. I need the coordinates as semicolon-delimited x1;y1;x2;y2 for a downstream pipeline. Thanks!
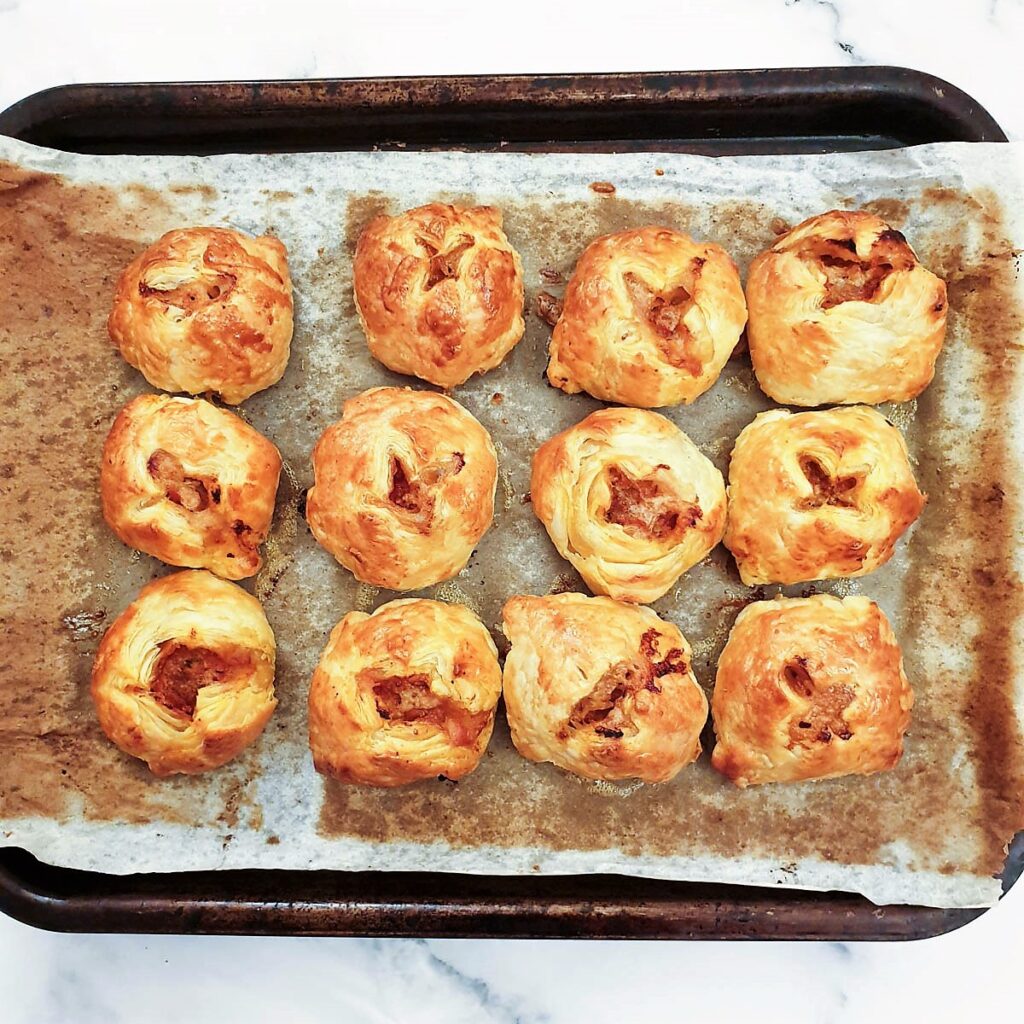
797;454;861;510
147;448;213;512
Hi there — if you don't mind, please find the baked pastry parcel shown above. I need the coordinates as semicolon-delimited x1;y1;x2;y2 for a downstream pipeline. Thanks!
101;394;282;580
91;570;277;776
531;407;727;603
109;226;293;405
546;226;747;407
724;406;926;586
354;203;525;388
308;599;502;786
306;387;497;590
711;594;913;786
746;210;948;406
502;593;707;783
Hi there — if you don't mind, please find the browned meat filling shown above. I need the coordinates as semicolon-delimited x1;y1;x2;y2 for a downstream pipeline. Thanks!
623;261;705;374
387;453;464;526
368;672;487;747
147;448;213;512
419;233;475;290
567;629;690;740
150;643;245;718
800;230;914;309
797;455;860;511
604;466;700;540
782;657;855;744
567;659;647;739
535;290;562;326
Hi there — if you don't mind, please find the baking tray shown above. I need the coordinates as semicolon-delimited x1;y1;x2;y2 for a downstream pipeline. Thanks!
0;67;1018;939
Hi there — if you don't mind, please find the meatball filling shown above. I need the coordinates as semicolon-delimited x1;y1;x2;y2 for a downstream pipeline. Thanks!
147;448;213;512
368;672;488;747
797;454;860;510
150;643;242;718
782;657;855;745
603;465;700;540
567;629;689;740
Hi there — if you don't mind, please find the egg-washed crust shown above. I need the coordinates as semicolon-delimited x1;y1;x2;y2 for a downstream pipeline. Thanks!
546;226;747;408
308;598;502;787
531;407;727;603
91;570;277;777
100;394;282;580
502;593;708;783
746;210;948;406
108;226;293;405
724;406;926;586
306;387;498;591
354;203;525;388
711;594;913;787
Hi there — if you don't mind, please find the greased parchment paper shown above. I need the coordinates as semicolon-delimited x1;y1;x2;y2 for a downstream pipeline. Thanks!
2;137;1023;908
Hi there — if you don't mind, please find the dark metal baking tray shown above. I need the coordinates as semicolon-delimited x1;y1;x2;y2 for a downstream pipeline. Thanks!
0;67;1016;939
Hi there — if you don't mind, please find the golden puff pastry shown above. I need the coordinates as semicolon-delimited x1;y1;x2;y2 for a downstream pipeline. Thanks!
502;593;707;783
354;203;525;388
91;570;277;776
711;594;912;786
546;226;747;407
724;406;925;586
746;210;947;406
531;408;727;603
306;387;497;591
101;394;282;580
308;598;502;786
108;227;293;405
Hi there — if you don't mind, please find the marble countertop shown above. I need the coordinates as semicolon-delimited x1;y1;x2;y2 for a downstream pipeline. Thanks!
2;1;1023;1021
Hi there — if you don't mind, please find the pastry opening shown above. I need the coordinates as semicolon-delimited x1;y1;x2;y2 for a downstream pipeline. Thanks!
604;465;700;540
147;448;212;512
368;671;487;747
150;642;249;719
138;269;237;312
388;452;465;522
782;658;855;745
801;231;914;309
388;458;423;513
797;455;860;510
568;660;646;739
567;631;686;741
420;233;476;290
623;260;705;374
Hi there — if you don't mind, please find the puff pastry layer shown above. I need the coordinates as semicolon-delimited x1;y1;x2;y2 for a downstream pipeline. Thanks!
101;394;282;580
546;226;747;407
746;210;947;405
308;598;502;786
354;203;525;388
724;406;925;586
502;593;708;783
91;570;277;776
108;227;293;405
531;407;727;603
306;387;497;590
711;594;913;786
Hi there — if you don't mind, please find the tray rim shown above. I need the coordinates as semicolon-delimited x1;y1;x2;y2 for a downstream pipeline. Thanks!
0;65;1015;940
0;65;1008;148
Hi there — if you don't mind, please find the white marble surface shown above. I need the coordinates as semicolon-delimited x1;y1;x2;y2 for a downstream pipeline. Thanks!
2;0;1023;1020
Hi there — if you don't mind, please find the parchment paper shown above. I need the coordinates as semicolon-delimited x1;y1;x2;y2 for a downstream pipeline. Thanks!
1;136;1023;908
